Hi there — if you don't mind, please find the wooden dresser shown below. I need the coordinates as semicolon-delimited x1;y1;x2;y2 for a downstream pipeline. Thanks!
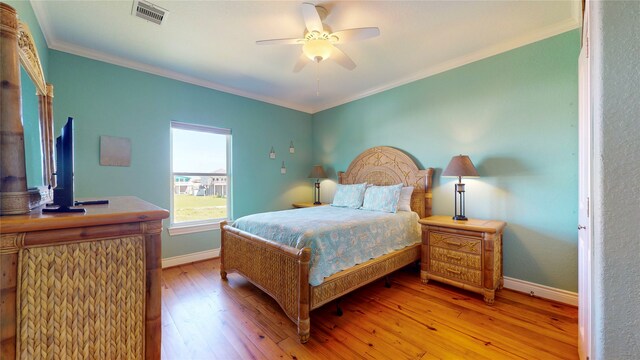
419;215;506;304
0;196;168;360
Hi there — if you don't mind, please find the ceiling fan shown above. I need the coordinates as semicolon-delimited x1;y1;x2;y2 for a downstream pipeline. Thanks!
256;2;380;72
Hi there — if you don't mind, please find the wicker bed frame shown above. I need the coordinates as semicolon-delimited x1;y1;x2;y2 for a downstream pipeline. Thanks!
220;146;434;343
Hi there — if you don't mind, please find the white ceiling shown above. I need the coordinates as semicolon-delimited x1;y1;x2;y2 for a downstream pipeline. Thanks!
31;1;580;114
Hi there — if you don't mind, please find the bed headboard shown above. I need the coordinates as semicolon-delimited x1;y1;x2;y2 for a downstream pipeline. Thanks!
337;146;434;218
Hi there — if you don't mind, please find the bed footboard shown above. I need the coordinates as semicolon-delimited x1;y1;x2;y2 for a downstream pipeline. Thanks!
220;221;311;342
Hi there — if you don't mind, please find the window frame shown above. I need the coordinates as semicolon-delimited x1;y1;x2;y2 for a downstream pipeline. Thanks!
168;121;232;235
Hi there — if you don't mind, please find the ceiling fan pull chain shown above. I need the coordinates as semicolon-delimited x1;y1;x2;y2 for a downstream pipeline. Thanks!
316;61;320;96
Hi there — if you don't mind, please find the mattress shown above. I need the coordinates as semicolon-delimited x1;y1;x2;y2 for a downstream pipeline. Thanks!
232;206;421;285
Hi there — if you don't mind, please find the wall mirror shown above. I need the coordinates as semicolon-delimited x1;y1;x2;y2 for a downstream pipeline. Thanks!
17;20;55;208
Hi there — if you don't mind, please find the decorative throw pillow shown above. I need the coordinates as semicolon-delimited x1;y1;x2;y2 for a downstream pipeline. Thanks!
360;183;403;213
397;186;414;212
331;183;368;208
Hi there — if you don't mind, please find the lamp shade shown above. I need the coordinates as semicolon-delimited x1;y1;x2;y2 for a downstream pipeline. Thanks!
442;155;479;178
308;165;327;179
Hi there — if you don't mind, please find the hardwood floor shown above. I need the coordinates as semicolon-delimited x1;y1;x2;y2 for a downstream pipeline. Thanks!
161;259;578;360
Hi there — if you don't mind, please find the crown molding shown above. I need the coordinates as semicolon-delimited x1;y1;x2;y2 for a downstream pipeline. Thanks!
310;17;581;114
30;0;579;116
29;0;53;47
30;2;315;113
48;40;314;113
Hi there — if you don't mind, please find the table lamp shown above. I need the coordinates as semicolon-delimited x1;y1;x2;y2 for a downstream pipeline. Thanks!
308;165;327;205
442;155;479;221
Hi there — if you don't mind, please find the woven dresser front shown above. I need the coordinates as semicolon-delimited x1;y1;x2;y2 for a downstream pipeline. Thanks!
17;236;146;360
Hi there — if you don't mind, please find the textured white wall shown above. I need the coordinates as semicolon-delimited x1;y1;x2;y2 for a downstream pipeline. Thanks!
591;0;640;358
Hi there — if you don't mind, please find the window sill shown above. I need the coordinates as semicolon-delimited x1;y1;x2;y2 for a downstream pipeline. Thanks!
168;221;225;236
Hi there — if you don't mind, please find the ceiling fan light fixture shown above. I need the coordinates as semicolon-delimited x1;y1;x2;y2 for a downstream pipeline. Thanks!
257;3;379;73
302;39;333;62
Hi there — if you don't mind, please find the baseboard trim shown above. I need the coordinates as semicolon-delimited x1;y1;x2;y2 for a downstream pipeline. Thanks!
162;248;220;268
503;277;578;306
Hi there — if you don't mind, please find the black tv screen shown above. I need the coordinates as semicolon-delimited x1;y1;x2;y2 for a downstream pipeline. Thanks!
54;117;74;207
44;117;84;213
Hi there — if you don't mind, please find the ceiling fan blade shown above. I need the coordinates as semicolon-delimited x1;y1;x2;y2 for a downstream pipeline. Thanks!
301;2;323;33
256;38;303;45
331;27;380;44
293;53;311;73
330;46;356;71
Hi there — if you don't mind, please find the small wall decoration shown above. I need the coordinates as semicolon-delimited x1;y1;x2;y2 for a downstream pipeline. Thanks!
289;141;295;154
269;146;276;159
100;135;131;167
281;161;287;174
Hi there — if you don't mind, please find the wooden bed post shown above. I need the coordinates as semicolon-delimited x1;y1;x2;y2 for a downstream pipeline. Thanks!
424;168;434;218
298;248;311;343
220;220;227;280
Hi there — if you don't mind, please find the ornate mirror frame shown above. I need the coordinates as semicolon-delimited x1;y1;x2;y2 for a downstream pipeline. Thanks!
18;20;56;207
0;4;54;215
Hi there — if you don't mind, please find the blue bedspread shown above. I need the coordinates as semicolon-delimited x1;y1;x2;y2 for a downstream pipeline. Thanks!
232;206;421;286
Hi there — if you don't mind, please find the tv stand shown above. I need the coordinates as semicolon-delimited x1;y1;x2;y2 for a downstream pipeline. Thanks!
75;199;109;206
42;205;85;213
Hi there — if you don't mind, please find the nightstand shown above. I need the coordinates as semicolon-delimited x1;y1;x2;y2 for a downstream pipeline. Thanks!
292;202;328;208
419;215;506;304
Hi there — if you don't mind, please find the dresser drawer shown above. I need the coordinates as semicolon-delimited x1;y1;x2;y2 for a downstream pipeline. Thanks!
430;259;482;287
430;246;481;269
429;232;481;254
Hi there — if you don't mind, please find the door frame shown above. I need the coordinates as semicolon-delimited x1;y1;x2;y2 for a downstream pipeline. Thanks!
577;2;593;359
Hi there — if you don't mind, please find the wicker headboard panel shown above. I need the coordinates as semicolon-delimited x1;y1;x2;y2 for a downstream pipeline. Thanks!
338;146;434;218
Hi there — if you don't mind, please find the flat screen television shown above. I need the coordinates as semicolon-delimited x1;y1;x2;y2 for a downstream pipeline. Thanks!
43;117;85;213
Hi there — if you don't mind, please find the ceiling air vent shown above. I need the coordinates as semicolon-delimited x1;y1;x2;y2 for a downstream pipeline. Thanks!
132;0;168;25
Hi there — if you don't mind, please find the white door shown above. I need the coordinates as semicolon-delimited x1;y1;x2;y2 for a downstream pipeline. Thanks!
578;6;592;359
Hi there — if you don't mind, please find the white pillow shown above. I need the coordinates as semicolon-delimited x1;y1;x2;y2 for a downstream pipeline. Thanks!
397;186;414;212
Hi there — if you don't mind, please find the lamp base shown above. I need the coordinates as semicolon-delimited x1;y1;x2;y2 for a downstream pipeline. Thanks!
452;215;468;221
313;180;322;206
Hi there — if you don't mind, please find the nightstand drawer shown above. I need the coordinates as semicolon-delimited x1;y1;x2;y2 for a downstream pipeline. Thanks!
430;246;481;269
430;260;482;287
429;232;481;254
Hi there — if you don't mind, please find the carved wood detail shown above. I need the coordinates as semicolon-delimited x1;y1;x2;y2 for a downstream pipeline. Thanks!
17;21;46;95
0;233;25;254
338;146;434;218
430;232;481;254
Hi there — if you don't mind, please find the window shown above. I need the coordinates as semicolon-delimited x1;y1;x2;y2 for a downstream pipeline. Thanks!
170;121;231;231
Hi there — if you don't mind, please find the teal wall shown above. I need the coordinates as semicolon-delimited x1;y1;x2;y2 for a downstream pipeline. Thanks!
49;51;313;258
6;0;49;188
22;70;43;187
11;0;581;292
312;30;580;292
